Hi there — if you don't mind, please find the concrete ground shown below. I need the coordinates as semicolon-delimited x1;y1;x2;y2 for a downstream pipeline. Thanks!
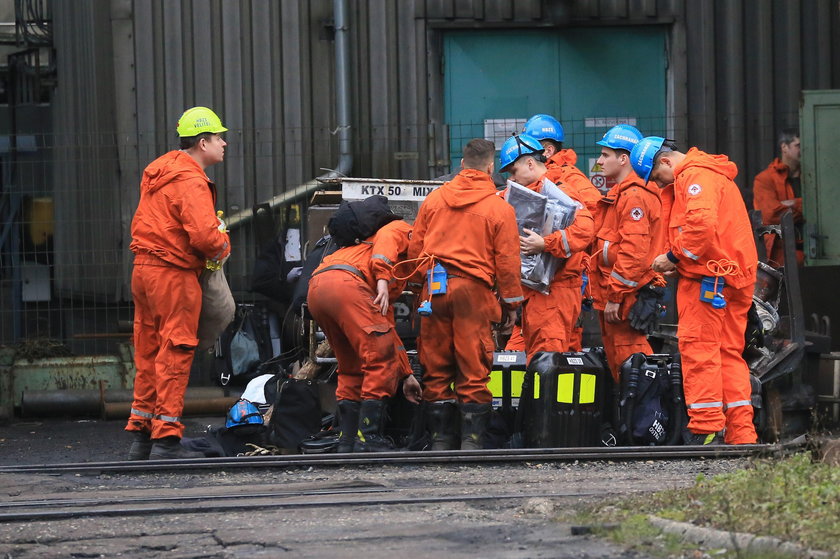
0;417;752;559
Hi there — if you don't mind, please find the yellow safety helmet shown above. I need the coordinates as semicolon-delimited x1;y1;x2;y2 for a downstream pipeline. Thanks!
176;106;228;138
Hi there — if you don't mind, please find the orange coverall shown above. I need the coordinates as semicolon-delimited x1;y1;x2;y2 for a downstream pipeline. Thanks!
752;158;803;265
546;149;603;217
545;148;602;349
408;168;523;404
127;150;231;439
515;173;595;362
591;171;664;381
308;220;413;401
667;148;758;444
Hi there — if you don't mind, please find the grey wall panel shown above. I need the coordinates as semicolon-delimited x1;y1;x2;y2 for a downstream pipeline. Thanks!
46;0;840;302
716;0;746;197
685;0;716;149
52;0;122;300
743;0;774;207
250;0;276;205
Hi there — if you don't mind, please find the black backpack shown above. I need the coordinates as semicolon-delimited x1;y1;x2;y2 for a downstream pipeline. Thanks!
327;195;401;248
618;353;686;446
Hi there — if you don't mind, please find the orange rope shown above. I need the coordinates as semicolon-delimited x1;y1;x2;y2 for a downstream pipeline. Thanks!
392;252;436;282
705;258;740;296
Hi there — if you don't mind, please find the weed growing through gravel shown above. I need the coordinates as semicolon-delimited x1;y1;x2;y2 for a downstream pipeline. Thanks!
578;452;840;557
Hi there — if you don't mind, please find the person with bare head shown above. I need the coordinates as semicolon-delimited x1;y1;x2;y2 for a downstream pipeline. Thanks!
753;128;803;264
408;138;523;450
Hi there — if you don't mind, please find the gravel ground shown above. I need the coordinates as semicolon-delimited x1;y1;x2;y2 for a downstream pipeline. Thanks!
0;417;755;558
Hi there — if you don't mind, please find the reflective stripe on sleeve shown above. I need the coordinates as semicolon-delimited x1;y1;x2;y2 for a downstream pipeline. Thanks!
372;254;394;266
559;230;572;258
688;401;723;409
602;241;610;266
610;270;639;288
682;247;700;261
503;295;525;304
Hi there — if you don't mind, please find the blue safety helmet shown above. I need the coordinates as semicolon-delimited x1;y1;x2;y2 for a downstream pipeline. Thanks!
630;136;667;183
499;133;544;172
596;124;644;152
523;114;564;143
226;399;264;430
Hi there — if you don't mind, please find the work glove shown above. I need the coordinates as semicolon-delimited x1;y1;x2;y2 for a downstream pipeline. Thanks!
628;282;666;334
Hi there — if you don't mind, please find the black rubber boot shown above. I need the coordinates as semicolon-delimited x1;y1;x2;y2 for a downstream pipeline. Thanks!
127;430;152;461
353;400;397;452
148;436;205;459
336;400;361;453
459;402;491;450
425;401;459;450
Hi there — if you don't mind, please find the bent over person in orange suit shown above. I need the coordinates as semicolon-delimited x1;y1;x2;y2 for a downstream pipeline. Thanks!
308;198;422;453
408;138;523;451
632;137;758;446
126;107;232;460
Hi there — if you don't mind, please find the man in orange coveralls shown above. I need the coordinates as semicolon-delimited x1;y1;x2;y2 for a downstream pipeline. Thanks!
753;128;803;265
499;134;595;363
590;124;664;381
408;138;523;450
631;137;758;445
307;196;422;452
523;114;601;349
126;107;232;460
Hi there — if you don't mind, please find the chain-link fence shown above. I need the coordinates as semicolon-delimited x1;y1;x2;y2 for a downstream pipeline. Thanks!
0;113;801;356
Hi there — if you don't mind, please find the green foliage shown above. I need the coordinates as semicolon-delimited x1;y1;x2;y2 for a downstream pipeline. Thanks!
581;453;840;556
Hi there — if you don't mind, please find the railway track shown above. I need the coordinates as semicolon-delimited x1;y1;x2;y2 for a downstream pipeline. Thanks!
0;443;783;475
0;485;598;523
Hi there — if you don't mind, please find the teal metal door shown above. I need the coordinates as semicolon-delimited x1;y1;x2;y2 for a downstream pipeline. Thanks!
444;27;667;177
801;90;840;266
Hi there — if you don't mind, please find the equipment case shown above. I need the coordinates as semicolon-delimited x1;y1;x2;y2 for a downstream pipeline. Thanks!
518;351;609;447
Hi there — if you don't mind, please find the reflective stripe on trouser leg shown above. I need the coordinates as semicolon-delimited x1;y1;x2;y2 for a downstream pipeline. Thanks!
677;279;727;434
420;277;497;404
151;339;194;439
720;282;758;444
126;264;160;434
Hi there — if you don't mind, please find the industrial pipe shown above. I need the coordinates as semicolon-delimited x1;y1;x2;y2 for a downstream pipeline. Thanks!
102;397;237;420
20;387;238;418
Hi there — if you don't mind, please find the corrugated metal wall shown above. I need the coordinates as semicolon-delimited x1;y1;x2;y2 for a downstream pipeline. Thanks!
49;0;840;301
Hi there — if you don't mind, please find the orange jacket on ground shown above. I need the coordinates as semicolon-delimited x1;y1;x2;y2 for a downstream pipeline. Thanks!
753;158;802;225
591;171;664;307
546;149;602;217
315;220;413;300
130;150;231;269
667;148;757;289
408;168;523;309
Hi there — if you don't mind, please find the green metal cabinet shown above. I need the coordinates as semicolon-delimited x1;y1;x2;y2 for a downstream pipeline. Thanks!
443;27;667;174
801;90;840;266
